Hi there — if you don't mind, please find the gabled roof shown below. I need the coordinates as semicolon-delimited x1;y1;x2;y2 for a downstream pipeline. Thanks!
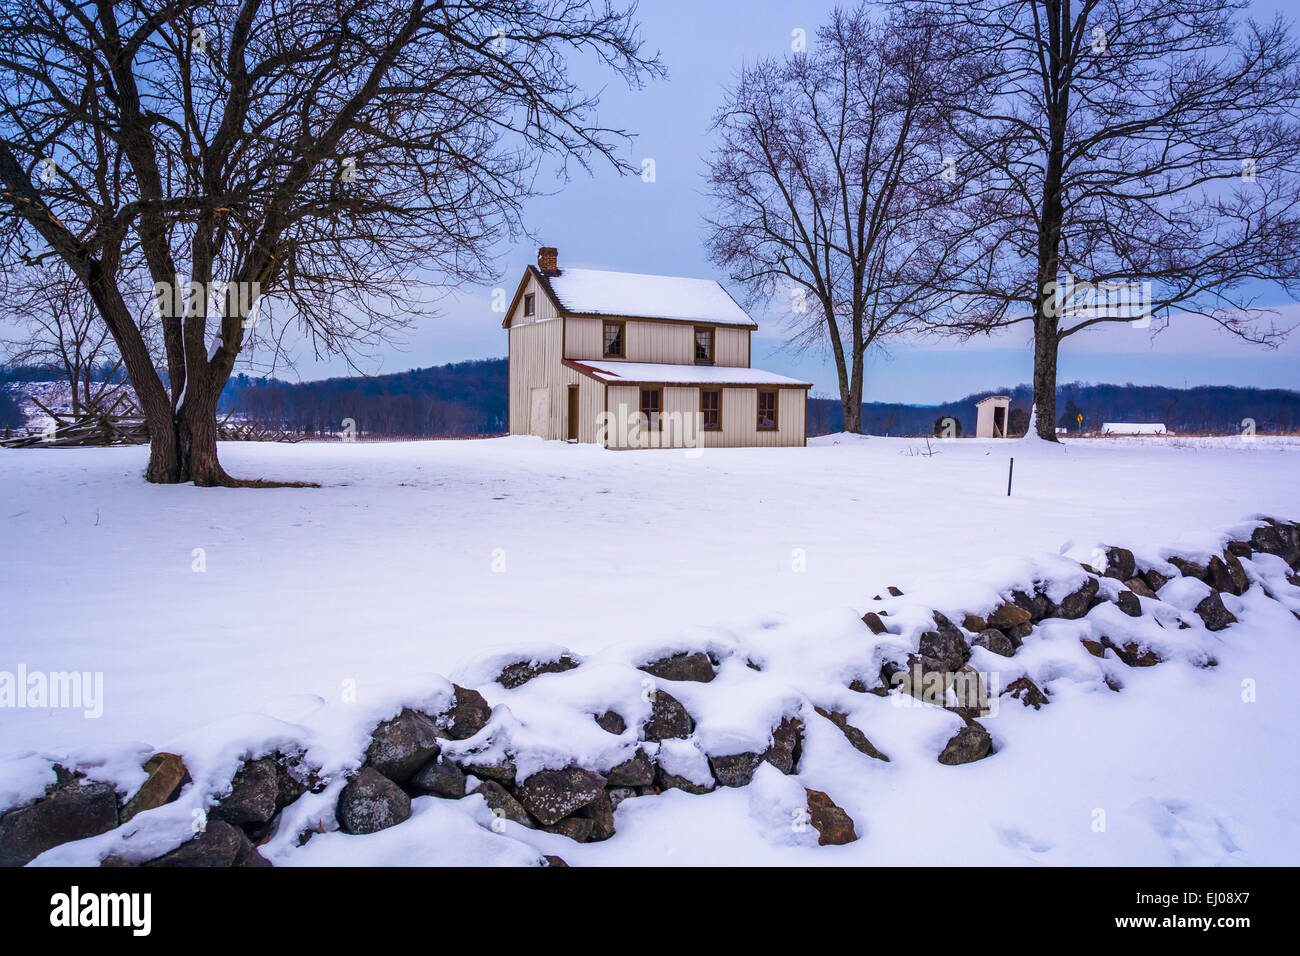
503;264;758;328
565;360;811;388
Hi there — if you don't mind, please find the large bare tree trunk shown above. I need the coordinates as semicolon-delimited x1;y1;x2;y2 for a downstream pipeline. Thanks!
1031;316;1059;441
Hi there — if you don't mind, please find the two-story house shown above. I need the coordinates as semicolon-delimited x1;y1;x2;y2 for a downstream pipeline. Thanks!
504;248;810;448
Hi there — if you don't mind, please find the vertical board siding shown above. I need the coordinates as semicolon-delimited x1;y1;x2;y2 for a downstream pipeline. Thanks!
714;327;750;368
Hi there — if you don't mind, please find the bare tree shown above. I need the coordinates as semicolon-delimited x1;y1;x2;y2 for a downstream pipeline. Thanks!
0;266;139;415
0;0;661;484
912;0;1300;440
704;5;967;433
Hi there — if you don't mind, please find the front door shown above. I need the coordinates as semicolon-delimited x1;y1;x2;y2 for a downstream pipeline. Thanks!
530;387;550;438
567;386;579;441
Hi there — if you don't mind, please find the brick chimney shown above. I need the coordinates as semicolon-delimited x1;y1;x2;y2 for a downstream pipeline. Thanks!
537;246;559;275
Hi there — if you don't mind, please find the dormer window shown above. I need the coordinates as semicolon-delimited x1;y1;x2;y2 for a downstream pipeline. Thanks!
524;293;535;317
694;327;714;364
603;321;625;358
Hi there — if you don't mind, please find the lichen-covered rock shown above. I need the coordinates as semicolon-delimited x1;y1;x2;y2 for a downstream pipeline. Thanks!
805;789;857;845
655;765;714;795
438;685;492;740
365;708;441;783
543;816;594;843
638;651;715;683
515;767;606;826
918;626;970;673
496;655;580;689
576;790;616;842
972;628;1015;657
708;752;764;788
475;780;532;828
641;691;693;741
1194;591;1237;631
605;749;654;787
0;778;119;867
1124;577;1158;599
411;758;466;799
336;767;410;834
938;722;992;765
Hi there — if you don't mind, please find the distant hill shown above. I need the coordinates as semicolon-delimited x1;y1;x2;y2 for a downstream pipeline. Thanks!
809;382;1300;436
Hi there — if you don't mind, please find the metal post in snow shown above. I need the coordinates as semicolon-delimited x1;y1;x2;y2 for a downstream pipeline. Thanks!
1007;457;1015;497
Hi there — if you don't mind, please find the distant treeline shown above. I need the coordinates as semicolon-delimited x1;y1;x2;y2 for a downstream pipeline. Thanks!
5;358;1297;438
808;382;1300;436
219;358;507;437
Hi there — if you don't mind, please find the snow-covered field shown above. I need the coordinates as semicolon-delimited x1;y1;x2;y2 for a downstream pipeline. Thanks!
2;433;1299;865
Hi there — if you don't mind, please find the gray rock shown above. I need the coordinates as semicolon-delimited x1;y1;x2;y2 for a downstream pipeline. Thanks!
938;722;993;765
365;709;441;782
474;780;532;828
496;655;580;689
336;767;411;834
1143;568;1172;591
642;691;693;741
708;752;764;788
146;820;270;868
515;767;606;826
211;758;278;826
655;765;714;795
607;787;637;810
0;779;119;867
543;816;594;843
638;651;715;683
972;629;1015;657
438;685;492;740
411;758;466;799
457;756;516;787
594;711;626;735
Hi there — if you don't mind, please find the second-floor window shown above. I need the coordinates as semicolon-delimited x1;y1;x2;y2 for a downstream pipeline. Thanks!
694;327;714;364
523;293;535;317
757;389;777;430
603;321;625;357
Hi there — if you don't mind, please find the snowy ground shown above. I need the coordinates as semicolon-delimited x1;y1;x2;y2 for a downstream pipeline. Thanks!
2;433;1299;865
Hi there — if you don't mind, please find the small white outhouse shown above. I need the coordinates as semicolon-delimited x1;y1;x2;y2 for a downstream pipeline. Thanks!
975;396;1011;438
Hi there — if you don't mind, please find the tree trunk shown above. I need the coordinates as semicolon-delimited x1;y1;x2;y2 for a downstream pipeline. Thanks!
1032;317;1059;440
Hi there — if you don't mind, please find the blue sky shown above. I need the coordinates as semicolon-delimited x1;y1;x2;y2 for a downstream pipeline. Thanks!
282;0;1300;404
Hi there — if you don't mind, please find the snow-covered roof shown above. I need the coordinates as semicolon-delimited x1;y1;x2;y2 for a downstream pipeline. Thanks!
567;360;810;387
544;267;756;327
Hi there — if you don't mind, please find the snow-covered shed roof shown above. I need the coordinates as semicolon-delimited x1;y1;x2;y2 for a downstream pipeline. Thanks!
566;360;810;387
543;268;757;327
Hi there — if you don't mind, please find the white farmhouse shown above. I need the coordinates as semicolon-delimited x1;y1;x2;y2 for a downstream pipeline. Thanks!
503;248;811;448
